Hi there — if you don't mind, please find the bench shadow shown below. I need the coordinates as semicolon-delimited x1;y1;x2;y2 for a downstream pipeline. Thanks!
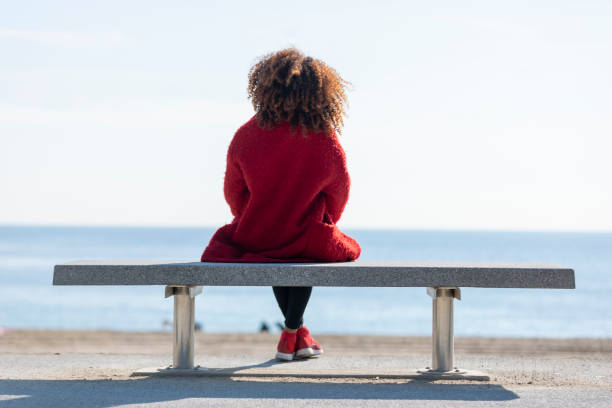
143;358;488;381
0;377;518;407
131;358;288;376
198;357;292;374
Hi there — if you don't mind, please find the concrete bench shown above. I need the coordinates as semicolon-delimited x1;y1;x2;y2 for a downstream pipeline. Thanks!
53;260;575;380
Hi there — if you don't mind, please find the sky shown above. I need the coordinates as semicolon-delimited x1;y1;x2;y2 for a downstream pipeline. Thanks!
1;1;611;231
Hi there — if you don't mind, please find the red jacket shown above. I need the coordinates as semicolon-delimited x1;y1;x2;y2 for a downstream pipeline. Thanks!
201;117;361;263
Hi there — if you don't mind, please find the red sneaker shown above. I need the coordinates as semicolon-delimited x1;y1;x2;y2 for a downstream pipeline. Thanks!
296;326;323;358
275;330;297;361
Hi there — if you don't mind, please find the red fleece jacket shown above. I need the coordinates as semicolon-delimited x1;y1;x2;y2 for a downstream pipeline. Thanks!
201;116;361;263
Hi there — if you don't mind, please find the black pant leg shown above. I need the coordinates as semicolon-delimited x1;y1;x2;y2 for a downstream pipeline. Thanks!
284;286;312;329
272;286;290;319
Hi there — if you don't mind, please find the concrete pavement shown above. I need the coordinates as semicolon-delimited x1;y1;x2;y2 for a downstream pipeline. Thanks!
1;351;611;407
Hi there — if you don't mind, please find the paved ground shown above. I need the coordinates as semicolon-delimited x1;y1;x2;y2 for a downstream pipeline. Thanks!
1;331;611;407
2;377;611;408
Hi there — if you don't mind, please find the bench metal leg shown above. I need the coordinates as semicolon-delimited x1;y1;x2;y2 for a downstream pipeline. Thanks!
132;285;207;376
171;286;197;368
431;287;459;371
162;285;204;372
416;287;485;379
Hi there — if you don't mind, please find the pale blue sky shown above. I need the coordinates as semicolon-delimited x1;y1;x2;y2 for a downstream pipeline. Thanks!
1;1;611;230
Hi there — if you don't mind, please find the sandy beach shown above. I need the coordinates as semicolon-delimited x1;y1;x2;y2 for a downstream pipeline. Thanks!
3;329;612;356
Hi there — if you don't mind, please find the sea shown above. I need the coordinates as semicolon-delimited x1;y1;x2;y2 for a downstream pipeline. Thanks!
1;226;610;338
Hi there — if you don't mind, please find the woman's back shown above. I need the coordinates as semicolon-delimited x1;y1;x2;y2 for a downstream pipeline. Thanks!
202;116;360;262
233;118;346;249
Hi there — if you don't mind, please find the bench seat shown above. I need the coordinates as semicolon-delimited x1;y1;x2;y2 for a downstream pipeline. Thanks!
54;260;574;288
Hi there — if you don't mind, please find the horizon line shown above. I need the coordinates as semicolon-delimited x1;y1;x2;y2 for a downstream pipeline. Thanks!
0;222;610;235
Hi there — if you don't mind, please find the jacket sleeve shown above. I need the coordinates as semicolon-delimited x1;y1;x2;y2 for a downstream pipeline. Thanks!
323;138;351;224
223;141;249;218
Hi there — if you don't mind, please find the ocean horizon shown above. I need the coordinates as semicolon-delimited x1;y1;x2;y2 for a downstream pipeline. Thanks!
1;225;610;338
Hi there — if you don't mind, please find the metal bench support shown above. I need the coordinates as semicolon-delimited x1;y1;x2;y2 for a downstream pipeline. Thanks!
430;287;460;371
164;285;203;370
418;287;469;378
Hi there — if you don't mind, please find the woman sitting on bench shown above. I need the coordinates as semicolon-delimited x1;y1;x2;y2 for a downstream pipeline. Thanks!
201;48;361;360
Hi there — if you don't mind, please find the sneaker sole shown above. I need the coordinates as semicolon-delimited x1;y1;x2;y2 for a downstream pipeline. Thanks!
275;351;294;361
296;347;313;357
296;348;324;358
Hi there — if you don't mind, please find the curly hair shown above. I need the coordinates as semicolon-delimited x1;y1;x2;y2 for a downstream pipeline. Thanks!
247;48;349;136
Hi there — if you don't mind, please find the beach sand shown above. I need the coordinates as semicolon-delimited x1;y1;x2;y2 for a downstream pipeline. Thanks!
3;329;612;355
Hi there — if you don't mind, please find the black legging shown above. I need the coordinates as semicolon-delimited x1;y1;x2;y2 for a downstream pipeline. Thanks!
272;286;312;330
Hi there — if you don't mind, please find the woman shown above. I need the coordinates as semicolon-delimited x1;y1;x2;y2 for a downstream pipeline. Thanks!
202;48;360;360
